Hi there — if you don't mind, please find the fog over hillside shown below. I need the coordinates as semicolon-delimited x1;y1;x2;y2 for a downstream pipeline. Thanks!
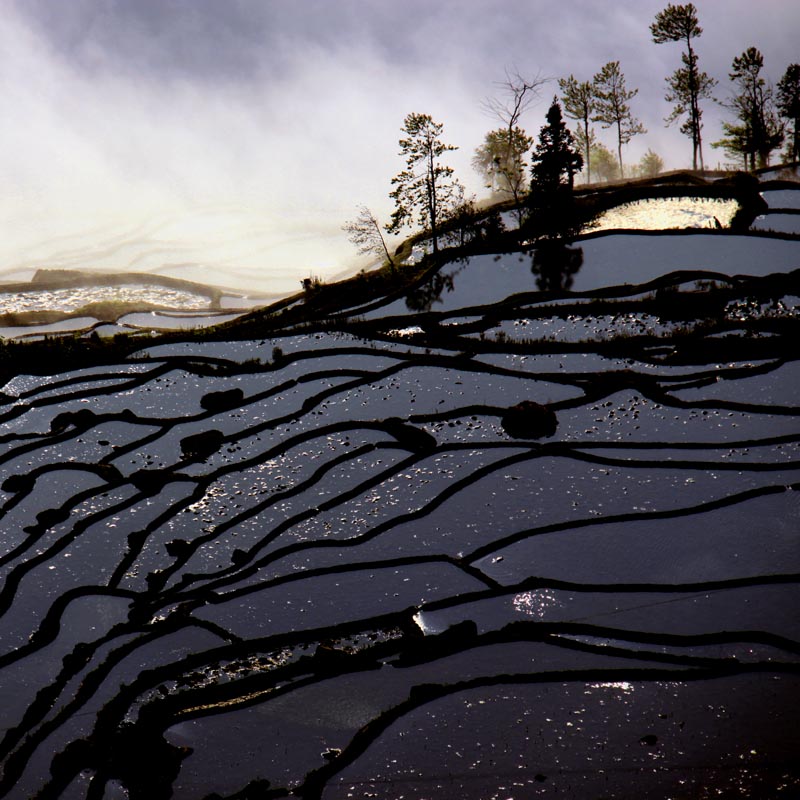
1;0;798;293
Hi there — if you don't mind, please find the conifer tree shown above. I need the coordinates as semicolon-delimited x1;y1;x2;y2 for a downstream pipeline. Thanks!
651;3;716;170
592;61;646;178
558;75;596;182
529;98;583;240
531;99;584;191
387;113;462;255
714;48;783;170
777;63;800;163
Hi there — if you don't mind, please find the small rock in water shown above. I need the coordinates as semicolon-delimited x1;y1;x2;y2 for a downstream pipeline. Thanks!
50;408;96;434
383;418;437;453
130;469;170;494
165;539;191;557
2;474;34;494
200;388;245;413
180;429;225;460
501;401;557;439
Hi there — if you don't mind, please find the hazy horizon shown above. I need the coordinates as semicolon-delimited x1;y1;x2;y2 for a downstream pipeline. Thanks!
1;0;798;294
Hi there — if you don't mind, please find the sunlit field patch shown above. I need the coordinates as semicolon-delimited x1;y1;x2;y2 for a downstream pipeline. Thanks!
591;197;740;231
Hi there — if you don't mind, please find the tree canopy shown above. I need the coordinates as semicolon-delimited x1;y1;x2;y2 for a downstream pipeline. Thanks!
651;3;716;170
558;75;596;182
478;69;544;221
529;99;583;240
472;127;534;200
777;63;800;162
592;61;646;178
715;47;784;169
637;149;665;178
343;206;395;269
589;142;620;182
531;99;584;190
387;113;463;255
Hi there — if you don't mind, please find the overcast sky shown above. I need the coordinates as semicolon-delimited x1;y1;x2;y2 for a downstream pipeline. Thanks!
1;1;798;290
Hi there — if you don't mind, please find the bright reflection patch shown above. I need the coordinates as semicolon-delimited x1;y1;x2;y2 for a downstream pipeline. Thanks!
0;285;211;314
591;198;739;232
387;326;425;338
412;611;446;635
588;681;635;693
512;589;564;617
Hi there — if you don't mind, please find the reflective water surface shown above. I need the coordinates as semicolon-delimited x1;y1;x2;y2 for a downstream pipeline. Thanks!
0;210;799;798
591;197;739;231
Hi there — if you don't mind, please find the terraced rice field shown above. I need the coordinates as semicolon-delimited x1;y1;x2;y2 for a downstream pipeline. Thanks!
1;190;799;798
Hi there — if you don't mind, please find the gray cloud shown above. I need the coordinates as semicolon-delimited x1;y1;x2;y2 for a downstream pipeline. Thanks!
1;0;798;291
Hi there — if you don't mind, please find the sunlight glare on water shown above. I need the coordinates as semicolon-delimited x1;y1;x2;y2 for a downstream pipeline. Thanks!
590;197;739;232
0;285;212;314
512;590;565;618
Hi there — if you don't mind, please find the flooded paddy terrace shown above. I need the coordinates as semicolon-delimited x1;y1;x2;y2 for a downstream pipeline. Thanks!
0;185;799;798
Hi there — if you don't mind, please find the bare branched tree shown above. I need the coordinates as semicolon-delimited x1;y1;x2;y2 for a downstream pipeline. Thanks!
482;67;547;130
479;67;548;224
343;205;395;269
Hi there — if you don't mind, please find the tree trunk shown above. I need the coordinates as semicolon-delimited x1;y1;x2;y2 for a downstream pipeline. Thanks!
584;117;591;183
697;122;705;170
687;42;699;171
427;154;438;254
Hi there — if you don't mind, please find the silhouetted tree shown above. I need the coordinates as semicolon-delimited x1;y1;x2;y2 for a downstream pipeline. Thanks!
343;205;395;269
777;63;800;163
714;48;783;170
479;68;545;223
387;113;463;256
531;99;584;191
482;67;545;135
592;61;646;178
529;98;583;241
651;3;716;170
713;122;751;170
559;75;596;182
